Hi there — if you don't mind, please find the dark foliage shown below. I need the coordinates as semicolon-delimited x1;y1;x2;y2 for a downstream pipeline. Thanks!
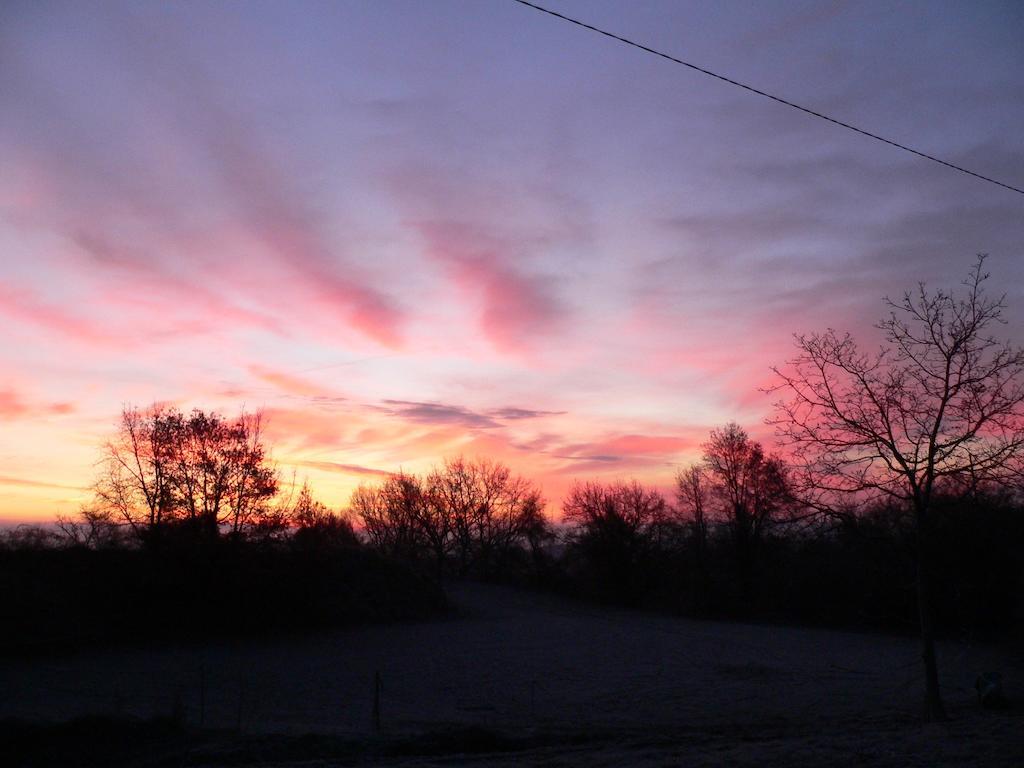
0;534;445;655
560;480;672;607
548;489;1024;639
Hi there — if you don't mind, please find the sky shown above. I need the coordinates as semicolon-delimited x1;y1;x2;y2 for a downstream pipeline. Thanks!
1;0;1022;523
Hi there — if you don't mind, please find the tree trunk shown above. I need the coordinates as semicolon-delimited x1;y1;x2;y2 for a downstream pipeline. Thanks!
915;508;947;721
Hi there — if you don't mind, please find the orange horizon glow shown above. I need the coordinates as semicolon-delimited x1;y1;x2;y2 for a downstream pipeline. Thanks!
0;387;724;525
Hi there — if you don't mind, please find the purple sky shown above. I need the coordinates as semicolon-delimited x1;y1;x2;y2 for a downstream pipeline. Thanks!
1;0;1022;520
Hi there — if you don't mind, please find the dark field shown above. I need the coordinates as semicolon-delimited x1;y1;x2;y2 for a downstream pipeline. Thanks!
3;582;1022;766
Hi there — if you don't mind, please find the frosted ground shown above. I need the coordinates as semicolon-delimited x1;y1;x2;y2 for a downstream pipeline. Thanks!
3;582;1022;766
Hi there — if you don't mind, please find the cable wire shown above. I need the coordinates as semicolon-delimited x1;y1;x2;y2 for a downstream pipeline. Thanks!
512;0;1024;197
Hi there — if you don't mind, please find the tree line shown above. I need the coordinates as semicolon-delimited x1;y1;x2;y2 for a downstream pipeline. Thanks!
10;256;1024;721
46;403;801;604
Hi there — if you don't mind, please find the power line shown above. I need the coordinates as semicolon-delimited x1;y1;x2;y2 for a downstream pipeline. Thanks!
511;0;1024;197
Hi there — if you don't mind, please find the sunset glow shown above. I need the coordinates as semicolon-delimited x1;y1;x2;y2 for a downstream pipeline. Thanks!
2;1;1022;522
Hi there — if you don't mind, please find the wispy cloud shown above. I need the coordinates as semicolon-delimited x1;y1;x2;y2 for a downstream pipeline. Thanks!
0;474;86;492
414;220;568;354
289;460;393;478
379;399;501;429
249;365;337;399
490;407;566;420
0;388;74;419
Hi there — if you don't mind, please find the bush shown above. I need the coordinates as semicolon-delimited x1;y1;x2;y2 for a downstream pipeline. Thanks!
0;539;446;654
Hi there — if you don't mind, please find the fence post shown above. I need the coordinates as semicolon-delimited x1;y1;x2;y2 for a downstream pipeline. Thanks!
236;675;247;733
199;664;206;728
171;685;185;727
372;670;382;733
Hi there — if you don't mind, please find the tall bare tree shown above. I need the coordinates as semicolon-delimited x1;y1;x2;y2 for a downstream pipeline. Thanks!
167;409;278;538
222;411;279;535
351;471;426;561
769;256;1024;720
425;456;546;577
562;479;668;603
94;405;178;539
702;423;789;604
93;405;277;543
353;458;548;577
419;469;456;577
675;464;710;610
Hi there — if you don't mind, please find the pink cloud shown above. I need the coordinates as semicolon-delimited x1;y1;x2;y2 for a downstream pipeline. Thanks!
248;365;332;398
1;22;407;351
0;388;75;420
260;407;351;453
0;284;109;345
551;431;704;475
415;220;565;354
0;390;29;419
593;434;699;455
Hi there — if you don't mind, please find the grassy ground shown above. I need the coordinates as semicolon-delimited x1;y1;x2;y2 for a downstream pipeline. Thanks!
3;582;1023;765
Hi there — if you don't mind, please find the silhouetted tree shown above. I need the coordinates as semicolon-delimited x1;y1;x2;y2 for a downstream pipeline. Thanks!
91;405;278;544
289;481;333;528
769;256;1024;721
223;411;279;535
93;405;179;541
353;458;549;578
562;479;668;604
287;481;358;549
168;409;278;539
419;470;456;577
352;471;427;561
427;456;547;577
676;464;711;611
0;524;63;550
702;423;789;604
56;505;123;549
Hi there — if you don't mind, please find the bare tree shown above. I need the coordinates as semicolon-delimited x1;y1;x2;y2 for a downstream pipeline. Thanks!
419;470;456;577
162;409;278;538
769;256;1024;720
91;405;278;543
284;480;358;548
351;471;426;561
56;505;123;548
94;405;177;540
676;464;709;548
222;411;279;536
562;479;668;603
425;456;482;575
702;423;789;604
427;456;546;577
354;457;548;578
289;481;334;528
675;464;710;610
563;479;668;537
